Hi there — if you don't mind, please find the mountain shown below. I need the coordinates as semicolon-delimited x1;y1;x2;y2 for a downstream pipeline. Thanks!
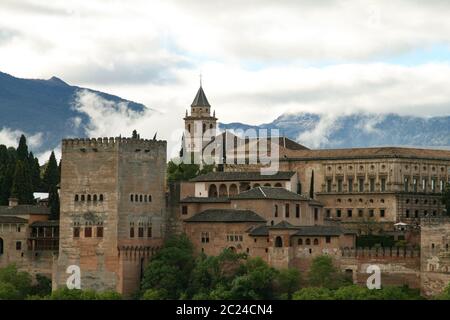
0;71;146;153
220;112;450;149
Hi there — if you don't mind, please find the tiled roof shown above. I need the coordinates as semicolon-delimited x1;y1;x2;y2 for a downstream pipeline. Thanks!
180;197;230;203
294;225;346;236
184;209;266;223
248;225;269;236
271;220;297;229
284;147;450;161
0;216;28;224
30;220;59;227
0;205;51;215
191;86;211;107
232;187;313;201
190;171;296;182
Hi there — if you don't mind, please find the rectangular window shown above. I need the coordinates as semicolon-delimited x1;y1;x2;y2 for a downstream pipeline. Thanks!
369;209;374;218
337;179;343;192
358;209;364;218
359;178;364;192
380;209;385;218
201;232;209;243
285;204;290;218
148;226;152;238
326;209;331;218
405;209;410;218
327;179;332;193
73;227;80;238
326;236;331;244
404;177;409;192
413;178;418;192
296;204;300;218
422;178;427;191
336;209;341;218
130;227;135;238
16;241;22;250
138;227;144;238
381;178;386;192
370;178;375;192
84;227;92;238
431;178;436;192
347;209;352;218
348;178;353;192
181;206;188;215
314;208;319;221
96;226;103;238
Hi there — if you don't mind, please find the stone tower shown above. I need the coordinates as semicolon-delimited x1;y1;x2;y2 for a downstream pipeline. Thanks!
53;136;167;296
183;85;217;156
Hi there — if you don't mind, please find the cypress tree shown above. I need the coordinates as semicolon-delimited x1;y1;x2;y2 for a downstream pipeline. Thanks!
11;160;34;204
28;152;42;192
0;147;17;205
48;184;60;219
43;151;60;218
16;135;29;162
43;151;59;190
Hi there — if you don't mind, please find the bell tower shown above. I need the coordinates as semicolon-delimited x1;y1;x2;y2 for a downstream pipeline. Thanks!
183;83;217;155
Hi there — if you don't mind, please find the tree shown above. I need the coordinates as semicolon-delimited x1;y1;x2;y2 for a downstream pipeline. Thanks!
11;160;34;204
0;146;16;205
48;288;122;300
43;151;60;218
442;183;450;216
141;235;195;299
28;152;42;192
167;159;214;183
308;255;347;289
292;287;334;300
16;135;28;162
0;264;32;299
275;268;301;299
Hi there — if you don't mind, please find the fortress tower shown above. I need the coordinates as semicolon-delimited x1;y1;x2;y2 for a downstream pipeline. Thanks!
183;84;217;157
53;136;167;296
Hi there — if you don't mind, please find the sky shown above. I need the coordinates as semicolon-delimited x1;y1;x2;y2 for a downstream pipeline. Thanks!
1;0;450;158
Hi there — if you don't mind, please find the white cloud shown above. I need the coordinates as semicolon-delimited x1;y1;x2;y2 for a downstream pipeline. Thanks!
297;115;340;148
1;0;450;147
0;127;43;150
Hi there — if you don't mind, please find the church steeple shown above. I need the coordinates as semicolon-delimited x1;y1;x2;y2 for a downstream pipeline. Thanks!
191;86;211;107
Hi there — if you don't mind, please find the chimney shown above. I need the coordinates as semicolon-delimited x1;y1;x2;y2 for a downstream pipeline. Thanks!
8;197;18;207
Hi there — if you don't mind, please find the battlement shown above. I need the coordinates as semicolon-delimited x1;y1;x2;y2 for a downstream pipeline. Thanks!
341;247;420;258
62;137;166;151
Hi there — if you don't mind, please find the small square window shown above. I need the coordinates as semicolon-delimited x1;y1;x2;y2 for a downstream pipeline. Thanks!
97;226;103;238
16;241;22;250
73;227;80;238
84;227;92;238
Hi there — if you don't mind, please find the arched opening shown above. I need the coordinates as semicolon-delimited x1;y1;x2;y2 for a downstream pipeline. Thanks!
74;194;79;202
229;184;238;196
87;194;91;201
298;238;303;245
0;237;3;255
274;204;278;217
239;183;251;192
274;183;282;188
81;195;85;201
99;194;103;201
313;238;319;245
93;194;98;202
188;124;191;133
253;183;260;188
306;238;311;245
228;246;236;253
219;184;228;197
208;184;218;197
275;236;283;248
264;183;271;187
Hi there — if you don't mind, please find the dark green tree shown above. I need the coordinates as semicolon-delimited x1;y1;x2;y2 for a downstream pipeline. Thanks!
28;152;42;192
141;235;195;299
0;147;16;205
16;135;29;162
43;151;60;218
308;255;348;289
0;264;32;300
11;160;34;204
275;268;301;299
167;159;214;183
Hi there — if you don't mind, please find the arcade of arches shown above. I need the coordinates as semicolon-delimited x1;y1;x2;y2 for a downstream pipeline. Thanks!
208;182;284;197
